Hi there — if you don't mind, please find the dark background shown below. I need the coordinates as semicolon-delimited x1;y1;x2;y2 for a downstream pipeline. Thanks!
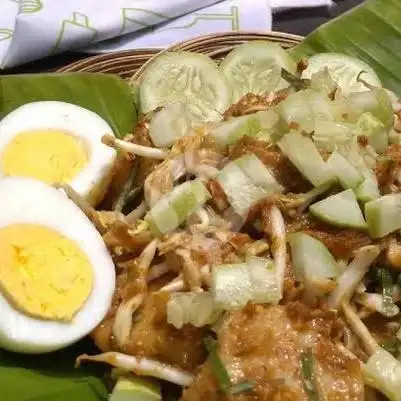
4;0;364;74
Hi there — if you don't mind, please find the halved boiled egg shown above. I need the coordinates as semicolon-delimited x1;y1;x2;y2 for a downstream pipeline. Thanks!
0;177;115;353
0;101;117;205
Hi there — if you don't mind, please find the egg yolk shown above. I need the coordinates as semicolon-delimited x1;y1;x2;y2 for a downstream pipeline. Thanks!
1;130;88;185
0;224;93;321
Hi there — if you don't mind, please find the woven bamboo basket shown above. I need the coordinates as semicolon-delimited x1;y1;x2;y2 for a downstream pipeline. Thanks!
56;31;303;80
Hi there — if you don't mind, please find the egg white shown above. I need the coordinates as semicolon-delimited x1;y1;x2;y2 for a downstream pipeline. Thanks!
0;177;116;353
0;101;117;205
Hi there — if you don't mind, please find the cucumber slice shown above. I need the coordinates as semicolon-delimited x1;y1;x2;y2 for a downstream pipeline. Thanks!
302;53;381;94
310;189;367;230
220;41;296;102
365;194;401;238
149;102;191;148
233;154;284;193
327;151;363;189
288;233;339;291
145;179;211;236
277;131;335;187
139;51;231;117
110;376;161;401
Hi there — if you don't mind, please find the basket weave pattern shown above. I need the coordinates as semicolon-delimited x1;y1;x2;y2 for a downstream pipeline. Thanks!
56;32;303;80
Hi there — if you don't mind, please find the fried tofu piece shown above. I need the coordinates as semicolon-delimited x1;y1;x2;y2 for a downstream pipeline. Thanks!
182;303;363;401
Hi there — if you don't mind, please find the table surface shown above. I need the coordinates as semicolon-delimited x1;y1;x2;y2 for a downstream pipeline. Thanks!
4;0;364;75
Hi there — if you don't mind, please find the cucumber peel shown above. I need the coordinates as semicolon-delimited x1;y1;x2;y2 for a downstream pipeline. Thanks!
310;189;367;230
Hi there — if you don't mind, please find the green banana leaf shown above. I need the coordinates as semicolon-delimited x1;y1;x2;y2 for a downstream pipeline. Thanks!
0;340;109;401
0;73;137;138
292;0;401;95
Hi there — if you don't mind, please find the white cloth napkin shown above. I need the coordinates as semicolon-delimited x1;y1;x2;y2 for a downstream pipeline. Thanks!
0;0;333;69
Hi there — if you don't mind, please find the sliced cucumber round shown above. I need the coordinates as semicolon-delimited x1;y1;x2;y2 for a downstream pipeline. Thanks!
220;41;297;102
139;51;232;118
309;189;367;230
302;53;381;94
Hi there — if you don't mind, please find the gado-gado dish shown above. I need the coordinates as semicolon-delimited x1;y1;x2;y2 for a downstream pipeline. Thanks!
2;40;401;401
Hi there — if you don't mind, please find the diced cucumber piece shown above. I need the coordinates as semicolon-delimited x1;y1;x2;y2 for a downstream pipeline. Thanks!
233;153;283;193
278;89;335;133
211;257;280;310
312;120;355;151
327;151;363;189
167;292;218;329
363;347;401;401
357;112;388;153
310;189;367;230
288;233;339;293
247;256;281;304
149;102;191;148
301;53;381;94
220;41;296;102
217;162;267;217
145;179;211;236
139;51;231;117
277;131;335;187
355;176;381;203
212;263;251;310
110;376;161;401
365;194;401;238
349;89;393;129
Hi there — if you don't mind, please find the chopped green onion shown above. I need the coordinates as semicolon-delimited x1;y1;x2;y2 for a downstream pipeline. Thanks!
300;349;321;401
204;336;255;396
281;68;310;91
377;267;398;318
228;381;255;395
204;337;231;393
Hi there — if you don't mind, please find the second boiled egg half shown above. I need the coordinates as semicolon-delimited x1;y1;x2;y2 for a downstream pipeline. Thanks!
0;101;117;205
0;177;116;353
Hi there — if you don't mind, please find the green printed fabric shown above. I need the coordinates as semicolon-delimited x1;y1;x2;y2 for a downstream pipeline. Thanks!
0;0;323;68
